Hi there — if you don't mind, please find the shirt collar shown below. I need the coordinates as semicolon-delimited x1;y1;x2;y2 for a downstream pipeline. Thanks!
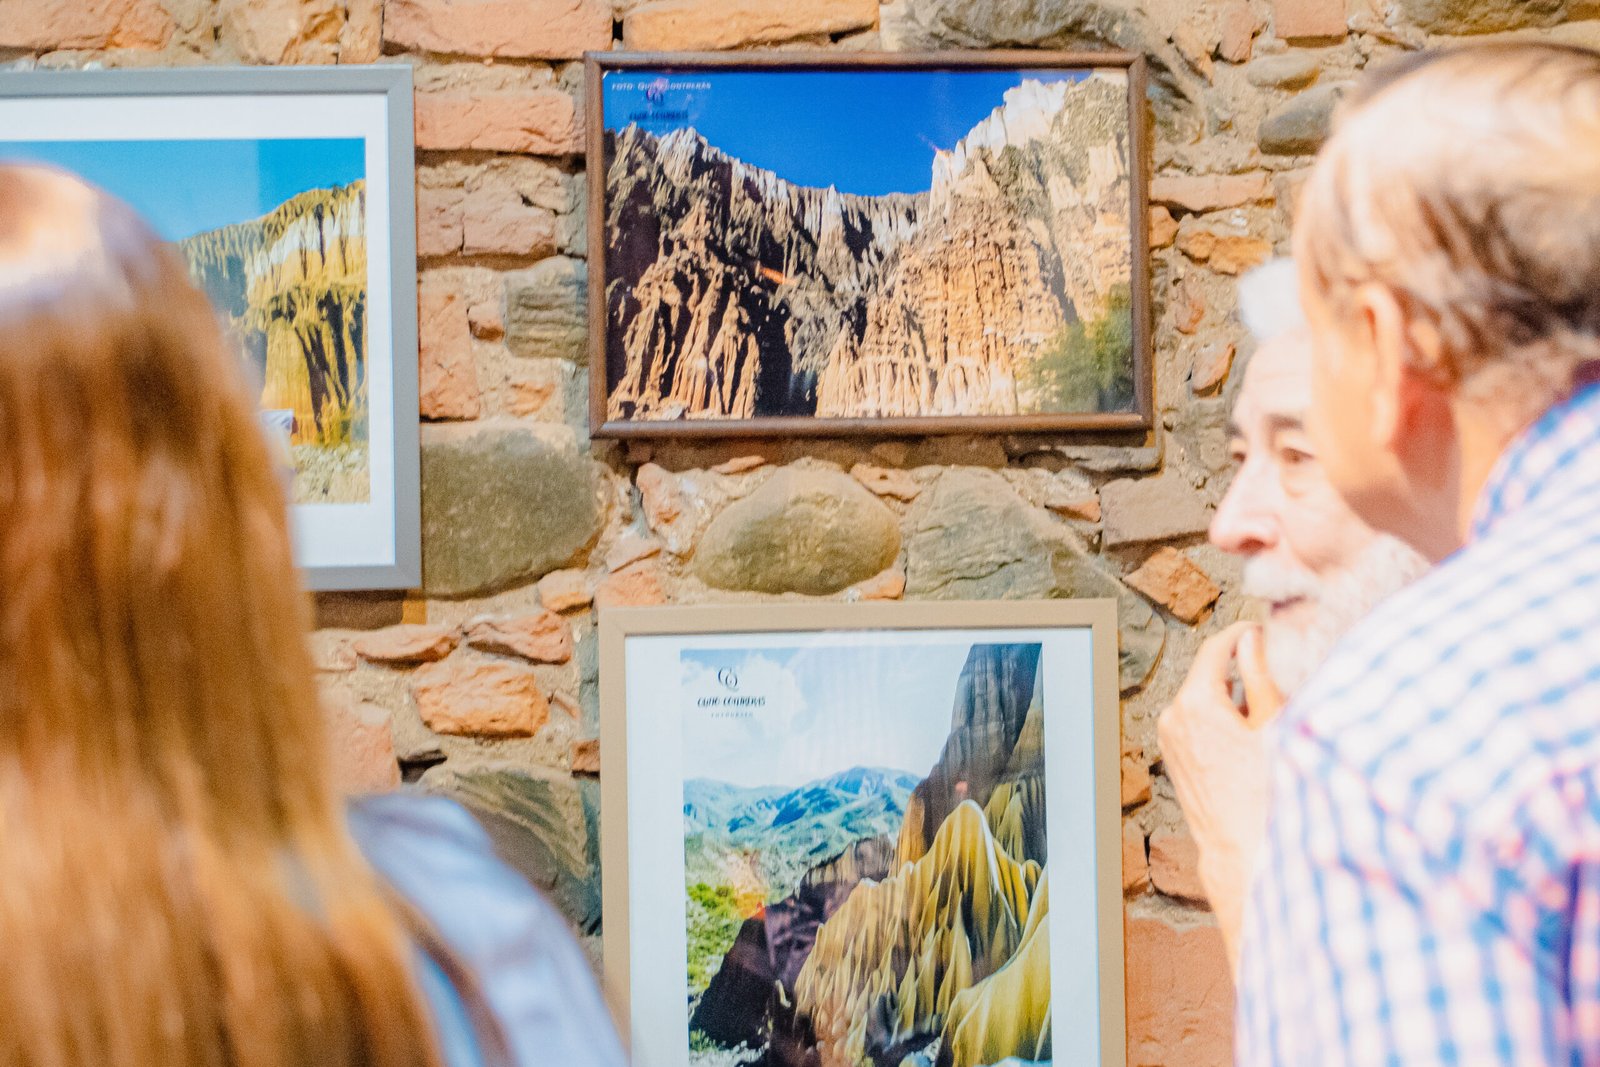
1470;377;1600;542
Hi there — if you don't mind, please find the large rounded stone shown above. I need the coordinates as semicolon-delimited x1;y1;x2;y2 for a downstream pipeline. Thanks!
1393;0;1564;33
693;469;900;595
421;428;602;596
1245;53;1320;90
905;470;1165;691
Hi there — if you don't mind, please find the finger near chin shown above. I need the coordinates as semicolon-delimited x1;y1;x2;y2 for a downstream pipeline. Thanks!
1236;626;1285;723
1187;622;1256;698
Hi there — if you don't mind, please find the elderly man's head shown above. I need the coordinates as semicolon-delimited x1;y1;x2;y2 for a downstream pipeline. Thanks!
1212;264;1428;693
1293;43;1600;558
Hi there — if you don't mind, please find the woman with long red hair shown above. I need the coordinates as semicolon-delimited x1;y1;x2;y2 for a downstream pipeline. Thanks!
0;163;626;1067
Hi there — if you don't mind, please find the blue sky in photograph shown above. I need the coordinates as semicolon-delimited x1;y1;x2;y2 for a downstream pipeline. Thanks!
0;138;364;242
604;69;1088;196
680;641;1041;788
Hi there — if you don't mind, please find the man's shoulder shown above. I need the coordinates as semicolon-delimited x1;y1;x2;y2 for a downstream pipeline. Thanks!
1288;499;1600;821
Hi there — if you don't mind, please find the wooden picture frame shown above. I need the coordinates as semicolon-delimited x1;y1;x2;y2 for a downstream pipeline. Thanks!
600;600;1126;1067
586;51;1152;440
0;66;421;591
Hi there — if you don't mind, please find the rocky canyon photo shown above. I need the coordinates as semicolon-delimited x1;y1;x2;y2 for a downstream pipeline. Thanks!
600;66;1138;427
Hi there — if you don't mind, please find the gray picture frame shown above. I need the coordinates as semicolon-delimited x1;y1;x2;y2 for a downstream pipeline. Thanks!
0;65;420;591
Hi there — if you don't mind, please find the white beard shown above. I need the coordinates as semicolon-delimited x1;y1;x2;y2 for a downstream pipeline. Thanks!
1243;536;1430;695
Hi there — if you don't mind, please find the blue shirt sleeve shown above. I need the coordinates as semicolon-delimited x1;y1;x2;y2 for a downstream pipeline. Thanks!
347;793;630;1067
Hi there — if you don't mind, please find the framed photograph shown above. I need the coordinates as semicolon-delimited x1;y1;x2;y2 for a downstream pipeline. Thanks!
0;66;420;590
586;51;1151;440
600;601;1125;1067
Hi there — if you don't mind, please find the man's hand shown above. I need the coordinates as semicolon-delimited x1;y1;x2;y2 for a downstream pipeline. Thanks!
1157;621;1284;973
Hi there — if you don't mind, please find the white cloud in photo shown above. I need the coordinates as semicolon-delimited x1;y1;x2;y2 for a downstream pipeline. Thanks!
680;642;979;788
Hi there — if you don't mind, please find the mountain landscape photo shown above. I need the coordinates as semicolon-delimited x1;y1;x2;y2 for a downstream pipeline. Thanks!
0;138;371;503
602;69;1135;425
680;641;1052;1067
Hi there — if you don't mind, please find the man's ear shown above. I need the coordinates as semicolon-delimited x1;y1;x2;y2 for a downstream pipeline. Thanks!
1368;287;1457;501
1350;281;1410;451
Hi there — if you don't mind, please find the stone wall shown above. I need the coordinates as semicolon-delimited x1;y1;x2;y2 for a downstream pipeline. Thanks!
6;0;1597;1061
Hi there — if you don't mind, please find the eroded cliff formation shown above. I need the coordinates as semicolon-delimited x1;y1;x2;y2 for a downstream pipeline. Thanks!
786;646;1050;1067
897;643;1045;868
690;835;897;1051
605;73;1132;421
605;126;919;420
183;181;368;445
938;871;1052;1067
823;75;1132;418
794;801;1043;1067
815;198;1065;418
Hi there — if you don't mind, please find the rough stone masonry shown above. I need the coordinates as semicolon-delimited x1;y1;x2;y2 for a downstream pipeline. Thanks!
8;0;1600;1060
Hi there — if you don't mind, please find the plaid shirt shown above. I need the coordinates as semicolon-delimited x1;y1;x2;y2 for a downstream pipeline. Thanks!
1235;380;1600;1066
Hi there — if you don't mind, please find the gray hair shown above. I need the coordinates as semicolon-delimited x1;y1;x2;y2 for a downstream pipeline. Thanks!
1297;43;1600;413
1237;257;1307;343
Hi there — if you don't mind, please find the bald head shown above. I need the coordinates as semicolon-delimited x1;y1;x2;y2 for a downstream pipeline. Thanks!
0;166;106;295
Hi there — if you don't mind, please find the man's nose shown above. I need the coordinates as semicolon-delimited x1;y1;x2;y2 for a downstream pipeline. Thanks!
1210;468;1280;556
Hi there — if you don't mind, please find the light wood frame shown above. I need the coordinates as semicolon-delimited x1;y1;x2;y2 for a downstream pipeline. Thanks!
599;599;1125;1067
585;51;1153;439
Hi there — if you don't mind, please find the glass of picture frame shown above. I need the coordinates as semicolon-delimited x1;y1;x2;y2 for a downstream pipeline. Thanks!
600;599;1125;1067
587;51;1153;439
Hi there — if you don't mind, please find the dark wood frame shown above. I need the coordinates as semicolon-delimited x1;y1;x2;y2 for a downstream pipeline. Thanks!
584;50;1153;440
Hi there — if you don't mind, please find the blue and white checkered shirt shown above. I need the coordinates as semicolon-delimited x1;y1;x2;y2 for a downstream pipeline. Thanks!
1235;379;1600;1066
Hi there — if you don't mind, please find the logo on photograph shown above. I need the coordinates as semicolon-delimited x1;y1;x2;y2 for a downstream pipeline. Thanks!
695;662;765;716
